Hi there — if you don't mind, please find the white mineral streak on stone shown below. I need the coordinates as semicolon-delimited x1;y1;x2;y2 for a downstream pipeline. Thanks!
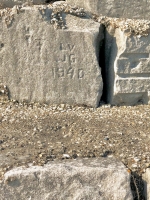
66;0;150;20
105;26;150;105
143;168;150;200
0;5;103;107
0;158;133;200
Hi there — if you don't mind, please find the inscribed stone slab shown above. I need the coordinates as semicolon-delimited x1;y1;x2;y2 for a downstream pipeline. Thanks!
0;5;103;107
0;158;133;200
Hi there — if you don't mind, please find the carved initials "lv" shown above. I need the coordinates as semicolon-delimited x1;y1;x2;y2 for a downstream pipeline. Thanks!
60;43;75;52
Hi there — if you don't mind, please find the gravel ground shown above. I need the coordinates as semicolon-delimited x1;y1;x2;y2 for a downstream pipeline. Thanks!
0;101;150;199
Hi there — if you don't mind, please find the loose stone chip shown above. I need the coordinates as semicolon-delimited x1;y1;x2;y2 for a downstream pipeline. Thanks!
0;84;9;101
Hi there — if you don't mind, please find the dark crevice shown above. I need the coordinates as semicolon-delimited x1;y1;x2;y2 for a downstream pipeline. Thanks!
99;27;118;106
130;172;145;200
99;27;107;104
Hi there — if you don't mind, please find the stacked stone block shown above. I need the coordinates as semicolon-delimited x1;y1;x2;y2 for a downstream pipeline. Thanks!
0;5;103;107
105;27;150;105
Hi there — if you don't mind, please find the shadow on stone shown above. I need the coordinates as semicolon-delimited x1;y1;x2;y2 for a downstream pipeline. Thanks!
7;178;21;188
130;172;145;200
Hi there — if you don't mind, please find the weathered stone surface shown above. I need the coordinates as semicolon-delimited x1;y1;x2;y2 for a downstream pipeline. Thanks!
0;158;133;200
143;168;150;200
0;5;103;107
105;27;150;105
67;0;150;20
0;0;45;8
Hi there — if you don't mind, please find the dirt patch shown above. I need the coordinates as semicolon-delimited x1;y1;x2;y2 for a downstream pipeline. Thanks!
0;101;150;199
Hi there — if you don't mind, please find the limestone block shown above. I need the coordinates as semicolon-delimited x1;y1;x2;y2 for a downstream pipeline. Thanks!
0;5;103;107
0;158;133;200
0;0;45;8
105;27;150;105
143;168;150;200
66;0;150;20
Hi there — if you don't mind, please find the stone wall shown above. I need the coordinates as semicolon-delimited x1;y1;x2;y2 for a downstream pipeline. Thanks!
0;1;150;107
1;1;150;199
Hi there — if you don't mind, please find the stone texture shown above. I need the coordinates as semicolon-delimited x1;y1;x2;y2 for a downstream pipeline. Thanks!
66;0;150;20
105;27;150;105
0;5;103;107
0;158;133;200
0;0;45;8
143;168;150;200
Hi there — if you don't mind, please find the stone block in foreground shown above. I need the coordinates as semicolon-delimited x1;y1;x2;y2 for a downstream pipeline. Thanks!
105;27;150;105
66;0;150;20
0;5;103;107
0;158;133;200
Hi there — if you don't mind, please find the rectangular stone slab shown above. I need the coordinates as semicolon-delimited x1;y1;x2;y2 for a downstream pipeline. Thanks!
0;5;103;107
105;28;150;105
0;158;133;200
67;0;150;20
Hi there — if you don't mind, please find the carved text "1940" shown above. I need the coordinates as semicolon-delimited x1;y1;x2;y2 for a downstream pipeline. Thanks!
52;67;84;79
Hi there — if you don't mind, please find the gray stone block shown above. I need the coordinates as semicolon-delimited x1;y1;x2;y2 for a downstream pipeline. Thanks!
143;168;150;200
105;27;150;105
0;5;103;107
0;158;133;200
66;0;150;20
0;0;45;8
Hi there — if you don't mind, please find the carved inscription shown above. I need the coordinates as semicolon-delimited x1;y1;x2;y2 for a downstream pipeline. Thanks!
60;43;75;51
58;54;76;64
35;39;43;51
58;43;77;64
78;69;84;79
53;43;84;79
52;67;84;79
24;26;31;45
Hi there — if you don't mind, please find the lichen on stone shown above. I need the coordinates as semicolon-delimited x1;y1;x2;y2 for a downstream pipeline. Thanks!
0;2;86;29
94;15;150;36
0;5;21;27
48;2;86;29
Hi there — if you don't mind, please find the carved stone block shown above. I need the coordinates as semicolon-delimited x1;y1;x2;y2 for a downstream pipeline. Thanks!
0;5;103;107
105;27;150;105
